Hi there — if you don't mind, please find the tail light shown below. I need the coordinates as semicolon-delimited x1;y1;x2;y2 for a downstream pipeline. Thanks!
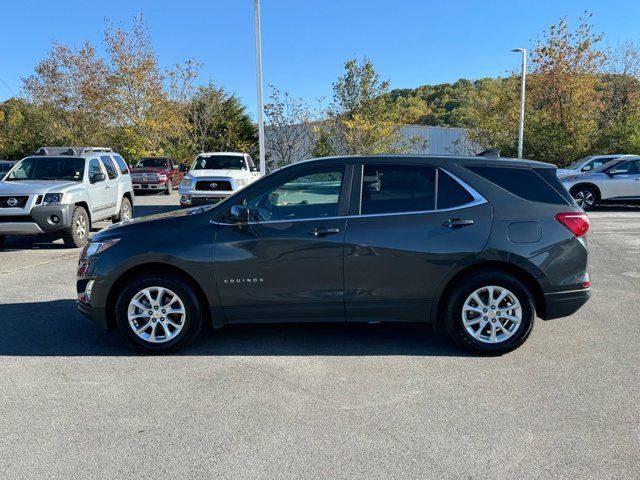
554;212;590;237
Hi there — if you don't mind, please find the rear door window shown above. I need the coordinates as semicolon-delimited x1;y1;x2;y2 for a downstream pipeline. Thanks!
437;170;475;209
361;164;436;214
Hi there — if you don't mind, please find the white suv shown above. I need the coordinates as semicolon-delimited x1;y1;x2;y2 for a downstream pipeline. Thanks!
0;147;134;248
178;152;260;208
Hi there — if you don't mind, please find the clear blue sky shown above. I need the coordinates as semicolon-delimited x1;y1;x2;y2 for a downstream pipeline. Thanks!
1;0;639;118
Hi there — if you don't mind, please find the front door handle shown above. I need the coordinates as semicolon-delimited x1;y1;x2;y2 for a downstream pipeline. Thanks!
443;218;474;228
311;227;341;237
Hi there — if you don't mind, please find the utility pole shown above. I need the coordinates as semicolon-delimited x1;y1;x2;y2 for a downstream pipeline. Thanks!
512;48;527;159
254;0;266;176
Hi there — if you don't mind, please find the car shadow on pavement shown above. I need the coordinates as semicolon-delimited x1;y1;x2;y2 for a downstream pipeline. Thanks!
0;300;470;357
134;203;180;217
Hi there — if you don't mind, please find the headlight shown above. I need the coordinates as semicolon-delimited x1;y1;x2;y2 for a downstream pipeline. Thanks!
42;193;63;206
235;178;250;187
157;174;168;180
82;238;120;258
180;178;192;188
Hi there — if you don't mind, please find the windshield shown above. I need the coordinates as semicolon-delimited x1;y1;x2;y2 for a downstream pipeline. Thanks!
5;157;85;181
192;155;246;170
135;158;169;168
567;157;591;170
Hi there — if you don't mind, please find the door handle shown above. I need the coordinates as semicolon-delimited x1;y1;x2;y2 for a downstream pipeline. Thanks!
443;218;474;228
311;227;340;236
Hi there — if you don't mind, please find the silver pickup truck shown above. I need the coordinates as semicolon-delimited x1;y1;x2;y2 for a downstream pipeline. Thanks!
0;147;134;248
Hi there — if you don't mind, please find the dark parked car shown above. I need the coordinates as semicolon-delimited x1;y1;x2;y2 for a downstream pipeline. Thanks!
130;156;186;195
77;155;591;355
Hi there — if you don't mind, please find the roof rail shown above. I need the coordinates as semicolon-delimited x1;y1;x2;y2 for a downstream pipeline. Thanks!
476;148;501;159
33;147;113;156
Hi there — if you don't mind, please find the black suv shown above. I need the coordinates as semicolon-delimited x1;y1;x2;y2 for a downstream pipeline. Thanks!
77;155;591;355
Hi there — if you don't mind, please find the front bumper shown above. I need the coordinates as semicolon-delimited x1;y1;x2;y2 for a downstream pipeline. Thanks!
77;301;109;329
541;287;591;320
179;190;233;206
0;204;73;235
132;181;168;191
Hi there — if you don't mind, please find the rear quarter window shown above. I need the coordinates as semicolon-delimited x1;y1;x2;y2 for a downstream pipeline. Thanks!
113;155;130;175
467;165;570;205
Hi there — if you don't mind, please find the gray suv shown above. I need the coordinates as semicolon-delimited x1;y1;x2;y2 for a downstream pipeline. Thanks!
0;147;134;248
560;156;640;210
77;155;590;355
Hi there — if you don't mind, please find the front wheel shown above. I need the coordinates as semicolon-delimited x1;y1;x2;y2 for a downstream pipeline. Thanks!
571;186;597;211
62;206;90;248
445;271;535;355
115;273;204;353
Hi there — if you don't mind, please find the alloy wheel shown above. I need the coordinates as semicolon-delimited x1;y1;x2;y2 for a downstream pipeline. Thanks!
462;285;522;344
76;215;87;239
574;190;595;208
127;286;186;343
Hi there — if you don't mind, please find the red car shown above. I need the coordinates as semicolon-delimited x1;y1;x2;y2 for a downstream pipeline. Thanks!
130;157;187;195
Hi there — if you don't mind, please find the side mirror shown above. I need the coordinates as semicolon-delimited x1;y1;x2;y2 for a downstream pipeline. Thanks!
230;205;251;223
581;165;592;172
172;164;179;170
251;166;259;173
179;164;187;172
91;172;106;183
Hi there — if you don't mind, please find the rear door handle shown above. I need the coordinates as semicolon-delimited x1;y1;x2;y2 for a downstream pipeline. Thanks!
311;227;340;236
443;218;474;228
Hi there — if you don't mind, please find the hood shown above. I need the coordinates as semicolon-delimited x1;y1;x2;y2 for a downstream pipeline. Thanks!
94;205;214;240
187;169;247;179
131;167;169;174
0;180;81;194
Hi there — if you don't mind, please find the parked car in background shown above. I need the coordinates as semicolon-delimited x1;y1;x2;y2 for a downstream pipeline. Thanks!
178;152;259;208
130;157;186;195
0;147;134;248
77;155;590;355
0;160;15;176
560;156;640;210
556;154;634;178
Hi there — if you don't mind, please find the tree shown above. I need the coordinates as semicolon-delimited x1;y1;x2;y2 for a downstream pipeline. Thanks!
327;58;408;155
187;82;257;155
264;86;317;169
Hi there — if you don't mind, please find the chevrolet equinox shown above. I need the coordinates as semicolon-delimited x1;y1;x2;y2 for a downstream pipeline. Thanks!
77;155;591;355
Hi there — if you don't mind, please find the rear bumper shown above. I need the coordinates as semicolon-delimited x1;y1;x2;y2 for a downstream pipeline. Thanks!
77;301;109;330
541;288;591;320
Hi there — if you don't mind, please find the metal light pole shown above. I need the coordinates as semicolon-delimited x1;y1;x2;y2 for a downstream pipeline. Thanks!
512;48;526;159
254;0;266;176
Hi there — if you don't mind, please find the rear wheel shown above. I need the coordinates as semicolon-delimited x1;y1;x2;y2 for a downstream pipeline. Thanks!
571;185;597;210
164;180;173;195
62;206;90;248
112;197;132;223
445;271;535;355
115;273;204;353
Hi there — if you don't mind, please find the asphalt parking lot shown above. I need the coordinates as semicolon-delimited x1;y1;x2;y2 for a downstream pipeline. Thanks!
0;194;638;479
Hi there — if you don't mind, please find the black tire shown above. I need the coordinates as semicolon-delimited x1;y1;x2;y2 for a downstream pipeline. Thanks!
570;185;598;211
0;235;6;249
164;180;173;195
112;196;133;223
62;206;90;248
444;270;535;355
115;273;204;354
